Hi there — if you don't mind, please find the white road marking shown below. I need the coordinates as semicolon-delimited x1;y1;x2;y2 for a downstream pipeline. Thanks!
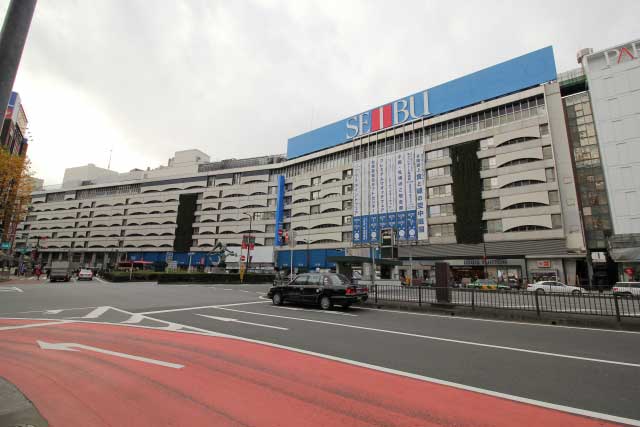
0;320;72;331
272;306;357;316
197;314;288;330
223;288;233;291
123;312;640;426
95;277;108;284
215;307;640;369
79;306;111;319
139;300;270;315
0;286;23;293
355;307;640;334
121;313;146;324
240;290;251;293
254;291;264;295
2;310;638;425
37;340;184;369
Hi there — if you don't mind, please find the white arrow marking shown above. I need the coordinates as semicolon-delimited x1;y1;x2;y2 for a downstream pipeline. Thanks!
37;340;184;369
0;287;23;293
44;309;64;314
197;314;288;330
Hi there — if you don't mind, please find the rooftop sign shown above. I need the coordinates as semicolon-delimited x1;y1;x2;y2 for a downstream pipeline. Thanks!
287;46;556;158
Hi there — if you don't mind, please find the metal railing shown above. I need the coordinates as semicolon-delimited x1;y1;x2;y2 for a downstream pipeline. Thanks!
370;285;640;321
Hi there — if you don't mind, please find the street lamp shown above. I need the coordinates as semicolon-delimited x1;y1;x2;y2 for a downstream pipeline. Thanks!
242;213;253;274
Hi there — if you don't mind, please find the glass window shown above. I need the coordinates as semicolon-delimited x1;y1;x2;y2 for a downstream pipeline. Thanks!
542;146;553;159
480;137;494;151
484;219;502;233
551;214;562;229
343;215;352;225
342;231;352;242
540;124;549;136
549;191;560;204
481;157;496;170
343;184;352;195
310;205;320;215
484;198;500;211
545;168;556;182
264;237;275;246
343;169;353;179
483;177;497;190
311;177;320;186
311;190;320;200
342;200;352;210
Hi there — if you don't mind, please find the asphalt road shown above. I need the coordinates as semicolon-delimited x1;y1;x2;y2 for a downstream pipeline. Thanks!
1;277;639;426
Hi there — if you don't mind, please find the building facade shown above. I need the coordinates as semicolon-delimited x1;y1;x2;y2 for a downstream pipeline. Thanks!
18;47;592;285
0;92;28;156
581;39;640;281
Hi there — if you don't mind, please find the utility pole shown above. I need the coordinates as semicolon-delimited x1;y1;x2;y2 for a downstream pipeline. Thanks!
0;0;37;115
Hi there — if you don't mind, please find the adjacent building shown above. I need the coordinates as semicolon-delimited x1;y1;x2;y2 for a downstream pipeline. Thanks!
579;39;640;282
0;92;28;156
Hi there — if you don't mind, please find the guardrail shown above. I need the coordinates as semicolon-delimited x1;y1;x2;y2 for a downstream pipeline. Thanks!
370;285;640;321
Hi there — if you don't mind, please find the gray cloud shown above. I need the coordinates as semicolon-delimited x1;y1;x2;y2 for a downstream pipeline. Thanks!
4;0;639;184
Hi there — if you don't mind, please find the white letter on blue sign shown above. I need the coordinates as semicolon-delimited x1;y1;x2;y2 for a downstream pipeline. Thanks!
346;116;359;139
394;99;409;125
358;112;370;136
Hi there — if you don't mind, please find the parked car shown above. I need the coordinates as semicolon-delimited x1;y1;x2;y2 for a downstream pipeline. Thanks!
468;279;510;291
526;281;585;295
612;282;640;298
267;272;368;310
77;268;94;281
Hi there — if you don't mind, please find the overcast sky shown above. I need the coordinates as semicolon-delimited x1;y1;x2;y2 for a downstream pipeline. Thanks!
3;0;639;185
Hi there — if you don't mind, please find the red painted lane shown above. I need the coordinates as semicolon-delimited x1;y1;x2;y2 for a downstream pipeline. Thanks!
0;319;623;427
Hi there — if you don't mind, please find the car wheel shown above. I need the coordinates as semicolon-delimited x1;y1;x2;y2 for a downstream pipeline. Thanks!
535;289;545;294
572;290;581;296
272;292;284;306
319;296;333;310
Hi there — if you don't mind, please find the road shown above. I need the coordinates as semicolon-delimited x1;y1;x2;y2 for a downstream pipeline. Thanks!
1;277;639;426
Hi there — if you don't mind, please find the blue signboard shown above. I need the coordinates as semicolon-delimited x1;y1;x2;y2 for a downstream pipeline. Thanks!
274;175;285;246
287;46;556;158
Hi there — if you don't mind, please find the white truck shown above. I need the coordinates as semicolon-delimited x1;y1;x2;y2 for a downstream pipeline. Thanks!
49;261;71;282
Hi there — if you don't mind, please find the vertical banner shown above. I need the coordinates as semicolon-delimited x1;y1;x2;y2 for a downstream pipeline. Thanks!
352;159;362;243
369;156;379;243
377;155;387;233
274;175;285;246
405;149;417;241
386;153;397;232
396;150;407;240
361;156;370;243
414;148;428;240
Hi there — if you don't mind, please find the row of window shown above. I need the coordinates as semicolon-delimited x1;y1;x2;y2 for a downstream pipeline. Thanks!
484;214;562;233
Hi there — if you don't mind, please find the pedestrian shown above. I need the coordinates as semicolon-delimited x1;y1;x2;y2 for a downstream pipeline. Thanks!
35;265;42;280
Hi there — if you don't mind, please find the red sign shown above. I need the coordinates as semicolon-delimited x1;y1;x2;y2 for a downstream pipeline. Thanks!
536;260;551;268
624;267;634;276
278;229;283;236
240;255;246;261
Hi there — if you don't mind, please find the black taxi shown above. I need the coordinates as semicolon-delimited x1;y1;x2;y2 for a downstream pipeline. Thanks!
267;272;368;310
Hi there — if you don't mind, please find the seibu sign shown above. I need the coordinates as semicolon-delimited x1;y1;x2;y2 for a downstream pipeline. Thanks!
345;91;430;139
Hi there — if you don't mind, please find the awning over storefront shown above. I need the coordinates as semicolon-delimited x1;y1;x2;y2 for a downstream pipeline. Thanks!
610;247;640;262
398;239;584;259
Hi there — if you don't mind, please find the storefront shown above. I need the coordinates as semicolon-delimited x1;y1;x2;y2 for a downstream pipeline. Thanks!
400;258;525;286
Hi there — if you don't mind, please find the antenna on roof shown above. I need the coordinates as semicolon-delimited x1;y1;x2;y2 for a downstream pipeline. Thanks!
107;147;113;170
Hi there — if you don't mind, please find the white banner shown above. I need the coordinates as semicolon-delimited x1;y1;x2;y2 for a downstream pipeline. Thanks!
386;154;396;214
414;147;428;240
377;156;387;216
361;156;370;218
405;150;416;211
352;160;362;218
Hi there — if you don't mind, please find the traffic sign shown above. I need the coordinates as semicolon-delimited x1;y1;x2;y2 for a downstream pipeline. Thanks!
0;242;9;250
240;255;246;261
